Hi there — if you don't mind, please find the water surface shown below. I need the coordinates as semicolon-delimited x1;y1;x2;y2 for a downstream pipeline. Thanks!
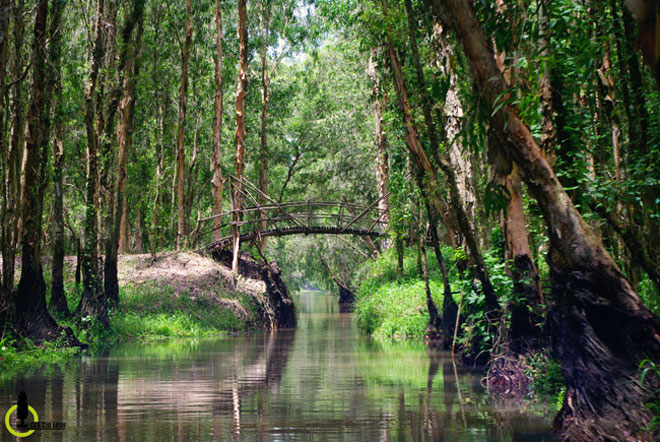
1;291;554;441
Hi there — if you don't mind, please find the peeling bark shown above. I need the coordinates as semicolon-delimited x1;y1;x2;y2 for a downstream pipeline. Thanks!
232;0;248;276
368;48;390;236
396;0;499;316
211;0;224;242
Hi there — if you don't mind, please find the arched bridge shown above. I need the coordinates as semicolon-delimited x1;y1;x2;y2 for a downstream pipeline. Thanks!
204;175;389;253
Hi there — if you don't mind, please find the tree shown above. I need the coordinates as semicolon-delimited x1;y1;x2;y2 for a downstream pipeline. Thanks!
367;48;390;236
175;0;193;249
232;0;248;275
2;0;27;293
77;0;109;325
211;0;224;242
15;0;73;342
107;0;146;304
430;0;660;438
380;0;501;318
49;0;70;317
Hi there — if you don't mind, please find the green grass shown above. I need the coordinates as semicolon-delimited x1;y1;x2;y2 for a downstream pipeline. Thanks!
0;279;262;380
0;334;80;381
354;248;455;338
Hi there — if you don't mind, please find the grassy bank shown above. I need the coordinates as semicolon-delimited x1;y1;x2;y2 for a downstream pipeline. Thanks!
354;247;459;338
0;252;267;380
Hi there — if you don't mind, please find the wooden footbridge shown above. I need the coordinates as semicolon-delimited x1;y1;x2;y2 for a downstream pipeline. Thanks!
204;175;389;254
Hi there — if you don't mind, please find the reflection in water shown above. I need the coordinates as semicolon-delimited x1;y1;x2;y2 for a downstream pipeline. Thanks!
1;291;554;441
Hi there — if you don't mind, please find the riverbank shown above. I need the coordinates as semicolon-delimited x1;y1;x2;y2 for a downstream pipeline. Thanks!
353;246;567;401
0;251;285;379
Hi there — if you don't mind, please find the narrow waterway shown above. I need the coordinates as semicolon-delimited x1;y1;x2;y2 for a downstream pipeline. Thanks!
1;291;554;441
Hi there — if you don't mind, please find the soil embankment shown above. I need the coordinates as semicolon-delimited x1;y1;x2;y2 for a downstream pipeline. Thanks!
117;251;295;329
209;249;296;328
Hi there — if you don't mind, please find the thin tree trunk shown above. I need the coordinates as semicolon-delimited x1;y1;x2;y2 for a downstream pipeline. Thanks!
51;122;69;316
232;0;248;276
430;1;660;438
175;0;193;249
77;0;108;325
538;0;556;165
211;0;224;242
149;8;164;255
184;86;201;242
421;244;441;333
368;48;390;236
118;192;129;253
0;0;8;143
49;0;69;317
498;162;544;350
257;3;271;250
151;106;164;254
487;29;544;352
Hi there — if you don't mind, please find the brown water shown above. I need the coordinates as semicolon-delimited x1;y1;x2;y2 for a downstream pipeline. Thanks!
1;291;555;441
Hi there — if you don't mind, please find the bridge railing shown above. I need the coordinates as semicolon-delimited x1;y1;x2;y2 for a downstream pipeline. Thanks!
202;176;389;250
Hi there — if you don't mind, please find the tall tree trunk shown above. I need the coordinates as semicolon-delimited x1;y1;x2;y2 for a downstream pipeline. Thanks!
114;0;145;266
51;130;69;313
257;3;271;250
15;0;72;342
184;86;201;242
118;191;129;253
49;0;69;317
211;0;224;242
232;0;248;276
175;0;193;249
0;0;8;148
151;103;164;255
368;48;390;236
0;0;11;329
2;0;26;292
149;7;164;255
104;0;145;305
77;0;108;325
430;1;660;438
421;243;441;333
107;0;145;305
